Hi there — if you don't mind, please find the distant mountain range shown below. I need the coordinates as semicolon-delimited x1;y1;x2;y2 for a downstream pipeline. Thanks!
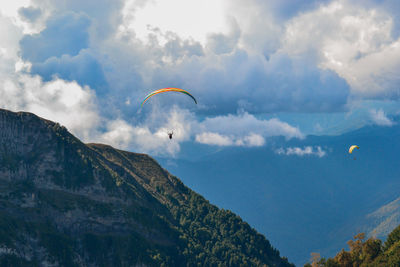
364;197;400;239
157;117;400;265
0;108;293;267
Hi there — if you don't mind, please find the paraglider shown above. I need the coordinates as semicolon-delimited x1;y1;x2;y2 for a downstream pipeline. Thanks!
168;131;173;140
141;87;197;107
141;88;196;142
349;145;359;154
349;145;359;160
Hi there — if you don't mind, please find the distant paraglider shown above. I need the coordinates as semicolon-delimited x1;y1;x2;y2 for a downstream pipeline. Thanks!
349;145;359;160
349;145;359;154
141;88;196;142
168;131;173;140
141;87;197;107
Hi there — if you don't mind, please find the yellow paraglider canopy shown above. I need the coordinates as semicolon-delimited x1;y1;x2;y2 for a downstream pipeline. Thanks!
349;145;359;154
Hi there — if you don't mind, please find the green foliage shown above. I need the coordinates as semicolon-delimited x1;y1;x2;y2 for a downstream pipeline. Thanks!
0;254;32;267
0;151;21;171
81;232;180;267
39;230;75;266
163;190;293;267
384;224;400;251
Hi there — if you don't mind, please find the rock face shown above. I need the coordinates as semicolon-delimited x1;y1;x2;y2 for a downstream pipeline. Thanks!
0;108;293;267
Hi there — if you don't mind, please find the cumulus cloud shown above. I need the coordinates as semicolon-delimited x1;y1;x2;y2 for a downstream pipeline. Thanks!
0;14;23;78
121;0;229;46
96;119;181;156
0;74;101;141
96;107;302;153
97;107;303;153
240;133;265;146
195;132;265;147
192;111;303;147
0;7;305;156
282;0;400;99
11;0;400;117
16;0;353;117
206;17;241;55
369;108;395;126
195;132;234;146
0;8;108;143
99;106;194;156
275;146;327;157
0;1;48;34
196;112;304;140
1;0;399;157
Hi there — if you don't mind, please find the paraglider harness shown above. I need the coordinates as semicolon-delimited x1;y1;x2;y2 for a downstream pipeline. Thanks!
168;131;173;140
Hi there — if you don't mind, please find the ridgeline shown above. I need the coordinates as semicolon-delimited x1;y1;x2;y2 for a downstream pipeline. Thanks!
0;108;293;267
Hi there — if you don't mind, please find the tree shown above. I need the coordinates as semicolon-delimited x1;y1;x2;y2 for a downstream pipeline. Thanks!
310;252;321;267
334;249;352;267
384;225;400;251
361;238;381;262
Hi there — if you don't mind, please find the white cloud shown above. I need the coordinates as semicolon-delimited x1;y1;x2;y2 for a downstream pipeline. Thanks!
240;133;265;146
0;75;101;141
275;146;327;157
0;14;23;78
0;9;102;141
193;112;302;147
369;108;394;126
2;0;398;158
96;119;180;156
96;108;302;153
282;0;400;99
99;106;194;156
97;108;302;153
224;0;282;55
97;119;135;149
197;112;304;140
0;72;187;156
121;0;229;46
0;0;49;34
195;132;265;147
195;132;233;146
9;0;352;117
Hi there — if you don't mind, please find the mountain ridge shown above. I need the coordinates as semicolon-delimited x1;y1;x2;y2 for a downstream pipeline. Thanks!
0;108;293;266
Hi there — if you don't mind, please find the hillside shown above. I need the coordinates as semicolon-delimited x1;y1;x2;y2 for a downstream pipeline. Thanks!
0;108;293;266
156;119;400;265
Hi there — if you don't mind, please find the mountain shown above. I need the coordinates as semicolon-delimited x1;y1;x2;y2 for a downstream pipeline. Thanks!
157;119;400;266
363;197;400;240
0;108;293;267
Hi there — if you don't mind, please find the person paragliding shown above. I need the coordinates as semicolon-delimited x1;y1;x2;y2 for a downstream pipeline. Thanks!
349;145;359;160
168;131;173;140
141;88;196;142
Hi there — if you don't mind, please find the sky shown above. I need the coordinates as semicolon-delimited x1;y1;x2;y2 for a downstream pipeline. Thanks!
0;0;399;157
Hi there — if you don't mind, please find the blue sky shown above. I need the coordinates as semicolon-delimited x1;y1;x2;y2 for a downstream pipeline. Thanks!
0;0;399;156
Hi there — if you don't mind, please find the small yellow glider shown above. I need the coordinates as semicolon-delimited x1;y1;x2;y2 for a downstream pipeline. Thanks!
349;145;359;154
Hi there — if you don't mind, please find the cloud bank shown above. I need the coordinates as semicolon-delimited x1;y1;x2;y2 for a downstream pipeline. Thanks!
282;0;400;100
0;0;398;156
